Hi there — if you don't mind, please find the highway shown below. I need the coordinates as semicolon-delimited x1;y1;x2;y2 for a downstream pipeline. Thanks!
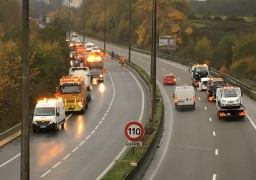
0;55;150;179
84;37;256;180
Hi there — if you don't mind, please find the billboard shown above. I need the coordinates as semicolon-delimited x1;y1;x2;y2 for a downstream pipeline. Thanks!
159;35;176;51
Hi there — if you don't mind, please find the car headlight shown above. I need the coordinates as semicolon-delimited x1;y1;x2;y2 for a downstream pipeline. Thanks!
195;72;198;75
78;102;82;106
235;98;240;102
100;74;103;78
221;99;226;102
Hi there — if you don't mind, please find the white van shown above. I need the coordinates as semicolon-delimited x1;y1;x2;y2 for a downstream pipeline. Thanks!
32;98;65;132
85;42;95;52
172;86;196;110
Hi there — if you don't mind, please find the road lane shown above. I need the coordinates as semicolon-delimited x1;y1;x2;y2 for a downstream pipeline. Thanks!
82;37;256;180
0;56;150;180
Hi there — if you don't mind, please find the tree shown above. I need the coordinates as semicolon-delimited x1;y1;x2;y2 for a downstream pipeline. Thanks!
193;37;211;63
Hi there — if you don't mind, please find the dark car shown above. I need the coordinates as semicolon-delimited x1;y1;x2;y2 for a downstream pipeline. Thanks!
206;78;226;101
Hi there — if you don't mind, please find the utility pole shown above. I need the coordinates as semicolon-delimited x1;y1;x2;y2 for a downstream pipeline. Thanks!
104;0;106;53
83;0;85;43
21;0;30;179
128;0;132;62
58;0;60;19
150;1;154;83
152;0;157;123
69;0;71;38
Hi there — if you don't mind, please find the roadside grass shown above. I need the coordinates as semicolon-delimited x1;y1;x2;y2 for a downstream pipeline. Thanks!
102;58;162;180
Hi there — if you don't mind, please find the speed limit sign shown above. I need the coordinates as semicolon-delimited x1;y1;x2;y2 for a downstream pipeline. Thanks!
124;121;145;141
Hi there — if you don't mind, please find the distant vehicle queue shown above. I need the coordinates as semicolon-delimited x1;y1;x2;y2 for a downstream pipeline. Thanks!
32;32;105;132
167;63;246;119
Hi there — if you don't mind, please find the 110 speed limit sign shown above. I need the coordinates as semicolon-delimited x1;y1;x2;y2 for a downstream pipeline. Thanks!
124;121;145;141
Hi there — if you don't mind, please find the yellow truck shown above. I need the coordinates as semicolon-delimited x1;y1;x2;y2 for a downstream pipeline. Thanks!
55;76;89;112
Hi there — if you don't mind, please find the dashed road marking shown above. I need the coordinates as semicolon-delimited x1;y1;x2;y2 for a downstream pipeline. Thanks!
72;147;78;153
52;162;61;169
79;141;85;146
198;97;201;100
204;107;207;110
209;117;212;121
86;135;91;139
212;174;217;180
63;154;71;160
95;125;99;129
215;149;218;155
213;131;216;136
91;130;95;134
40;170;51;177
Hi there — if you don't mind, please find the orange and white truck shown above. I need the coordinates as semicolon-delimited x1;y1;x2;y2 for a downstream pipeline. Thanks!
55;76;89;112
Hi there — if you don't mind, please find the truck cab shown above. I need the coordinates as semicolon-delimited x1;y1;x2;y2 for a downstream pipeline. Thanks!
69;67;92;102
32;98;65;132
55;76;89;112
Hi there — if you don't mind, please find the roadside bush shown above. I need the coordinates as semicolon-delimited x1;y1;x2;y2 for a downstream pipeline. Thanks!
225;15;245;22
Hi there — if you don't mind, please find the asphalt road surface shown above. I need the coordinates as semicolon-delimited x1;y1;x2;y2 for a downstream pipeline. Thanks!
0;54;150;180
83;37;256;180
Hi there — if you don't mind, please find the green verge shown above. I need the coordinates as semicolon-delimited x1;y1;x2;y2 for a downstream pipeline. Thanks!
101;60;162;180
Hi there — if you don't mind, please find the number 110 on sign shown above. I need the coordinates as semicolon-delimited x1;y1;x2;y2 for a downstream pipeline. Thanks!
124;121;144;141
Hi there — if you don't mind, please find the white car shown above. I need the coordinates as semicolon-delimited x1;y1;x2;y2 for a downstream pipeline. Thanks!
198;77;210;91
216;87;242;108
91;46;101;53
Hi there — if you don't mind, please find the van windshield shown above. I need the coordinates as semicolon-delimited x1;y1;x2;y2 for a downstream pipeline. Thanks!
34;107;55;116
60;85;81;93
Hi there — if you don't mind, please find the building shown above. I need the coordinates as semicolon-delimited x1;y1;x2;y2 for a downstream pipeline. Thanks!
62;0;82;8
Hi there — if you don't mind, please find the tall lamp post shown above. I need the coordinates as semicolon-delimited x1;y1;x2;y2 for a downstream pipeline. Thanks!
128;0;132;62
104;0;106;53
152;0;157;123
83;0;85;43
69;0;71;38
21;0;30;179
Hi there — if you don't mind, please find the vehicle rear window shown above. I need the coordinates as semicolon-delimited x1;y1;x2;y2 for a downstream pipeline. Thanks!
166;76;174;78
212;81;224;86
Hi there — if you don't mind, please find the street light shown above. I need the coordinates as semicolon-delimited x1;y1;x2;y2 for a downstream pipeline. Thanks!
152;0;157;123
83;0;85;43
104;0;106;53
128;0;132;62
69;0;71;38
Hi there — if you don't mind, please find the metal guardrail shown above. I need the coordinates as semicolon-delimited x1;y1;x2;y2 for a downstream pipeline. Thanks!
131;47;256;99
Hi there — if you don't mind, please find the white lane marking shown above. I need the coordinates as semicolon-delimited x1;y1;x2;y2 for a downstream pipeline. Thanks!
104;113;107;116
102;117;105;120
212;174;217;180
91;130;95;134
52;162;61;168
0;153;20;168
63;154;71;160
65;114;73;121
215;149;218;155
139;59;142;60
177;78;180;80
204;107;207;110
95;125;99;129
79;140;85;146
99;121;102;124
184;83;187;85
160;59;187;71
147;62;149;63
96;59;145;180
162;68;164;70
213;131;216;136
198;97;201;100
86;135;91;139
209;117;212;121
106;109;109;113
40;170;51;177
147;80;174;180
72;147;78;153
246;114;256;130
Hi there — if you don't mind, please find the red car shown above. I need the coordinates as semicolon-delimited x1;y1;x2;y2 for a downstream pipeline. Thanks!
163;73;176;85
